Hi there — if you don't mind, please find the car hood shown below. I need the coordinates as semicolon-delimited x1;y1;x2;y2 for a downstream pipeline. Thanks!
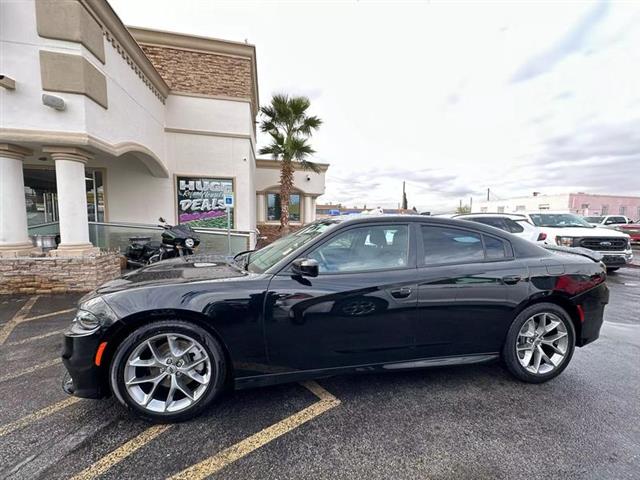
96;255;247;294
538;226;630;238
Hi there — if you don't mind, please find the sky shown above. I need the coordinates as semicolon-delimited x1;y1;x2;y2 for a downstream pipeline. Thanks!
110;0;640;212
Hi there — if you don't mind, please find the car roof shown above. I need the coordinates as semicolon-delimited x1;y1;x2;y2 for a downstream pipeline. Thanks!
321;213;524;234
454;213;527;220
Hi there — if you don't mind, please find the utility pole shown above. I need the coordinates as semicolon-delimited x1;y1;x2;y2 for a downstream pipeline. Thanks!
470;196;473;212
487;188;490;201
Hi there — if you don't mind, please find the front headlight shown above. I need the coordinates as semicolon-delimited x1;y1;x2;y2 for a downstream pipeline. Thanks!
76;310;101;329
70;296;118;334
556;236;575;247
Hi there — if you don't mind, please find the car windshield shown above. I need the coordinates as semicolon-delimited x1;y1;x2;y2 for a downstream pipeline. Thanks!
584;216;604;223
246;221;338;273
529;213;593;228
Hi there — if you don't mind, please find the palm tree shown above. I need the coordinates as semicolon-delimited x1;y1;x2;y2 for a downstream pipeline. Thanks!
259;94;322;233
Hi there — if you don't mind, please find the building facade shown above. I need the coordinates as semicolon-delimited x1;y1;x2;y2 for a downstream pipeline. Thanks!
0;0;326;258
474;192;640;219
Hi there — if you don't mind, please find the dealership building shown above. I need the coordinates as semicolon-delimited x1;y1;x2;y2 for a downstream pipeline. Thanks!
0;0;328;265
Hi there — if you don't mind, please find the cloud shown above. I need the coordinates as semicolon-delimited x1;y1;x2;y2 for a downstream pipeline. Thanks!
511;1;609;83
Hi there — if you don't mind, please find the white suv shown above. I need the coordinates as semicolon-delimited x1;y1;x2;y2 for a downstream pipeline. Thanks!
525;212;632;271
453;213;542;243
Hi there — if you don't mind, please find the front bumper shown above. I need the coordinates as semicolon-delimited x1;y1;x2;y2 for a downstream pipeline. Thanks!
598;249;633;267
61;330;109;399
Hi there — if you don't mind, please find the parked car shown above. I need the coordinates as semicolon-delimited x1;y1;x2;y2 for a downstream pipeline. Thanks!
522;212;632;272
62;215;610;422
615;222;640;244
583;215;634;227
452;213;543;243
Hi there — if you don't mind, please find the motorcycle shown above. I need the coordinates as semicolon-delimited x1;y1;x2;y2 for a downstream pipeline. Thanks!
125;217;200;268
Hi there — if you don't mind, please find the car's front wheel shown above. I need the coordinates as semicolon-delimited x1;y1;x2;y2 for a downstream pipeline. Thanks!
502;303;575;383
109;320;226;422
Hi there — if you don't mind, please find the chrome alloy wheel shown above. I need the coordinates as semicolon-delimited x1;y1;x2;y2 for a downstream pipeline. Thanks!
516;312;569;375
124;333;212;413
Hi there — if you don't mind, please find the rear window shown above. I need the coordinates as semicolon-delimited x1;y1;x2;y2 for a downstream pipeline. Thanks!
504;218;524;233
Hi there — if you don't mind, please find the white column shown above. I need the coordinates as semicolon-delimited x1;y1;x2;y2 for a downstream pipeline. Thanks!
256;193;266;223
303;195;313;223
310;196;317;222
0;144;40;257
44;146;98;256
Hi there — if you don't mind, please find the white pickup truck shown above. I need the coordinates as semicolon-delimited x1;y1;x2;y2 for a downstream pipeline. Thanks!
525;212;633;272
583;215;634;228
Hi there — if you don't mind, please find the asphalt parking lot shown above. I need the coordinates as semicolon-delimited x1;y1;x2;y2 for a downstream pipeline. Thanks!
1;267;639;480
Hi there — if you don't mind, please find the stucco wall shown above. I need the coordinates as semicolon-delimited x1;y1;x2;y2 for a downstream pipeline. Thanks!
0;0;167;174
254;163;327;196
473;194;571;213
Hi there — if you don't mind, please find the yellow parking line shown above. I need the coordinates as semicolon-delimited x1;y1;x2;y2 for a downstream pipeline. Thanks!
168;381;341;480
0;296;39;346
23;308;75;322
5;329;66;347
69;425;172;480
0;358;61;383
0;397;81;437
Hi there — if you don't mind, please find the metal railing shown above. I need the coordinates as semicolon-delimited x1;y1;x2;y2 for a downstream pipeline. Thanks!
28;221;251;255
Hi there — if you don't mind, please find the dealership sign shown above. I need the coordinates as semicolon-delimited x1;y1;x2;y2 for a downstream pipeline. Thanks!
176;176;234;228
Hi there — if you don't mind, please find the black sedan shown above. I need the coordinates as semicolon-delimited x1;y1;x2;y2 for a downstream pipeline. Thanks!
62;215;609;422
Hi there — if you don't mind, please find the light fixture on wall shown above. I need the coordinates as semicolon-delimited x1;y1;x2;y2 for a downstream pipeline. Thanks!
42;93;66;111
306;175;311;181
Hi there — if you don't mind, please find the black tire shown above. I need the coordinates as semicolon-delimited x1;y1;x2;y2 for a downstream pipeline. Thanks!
607;267;620;273
502;303;576;383
109;320;227;423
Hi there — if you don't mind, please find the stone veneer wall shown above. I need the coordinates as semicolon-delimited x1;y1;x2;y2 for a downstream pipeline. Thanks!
139;44;255;103
0;252;122;295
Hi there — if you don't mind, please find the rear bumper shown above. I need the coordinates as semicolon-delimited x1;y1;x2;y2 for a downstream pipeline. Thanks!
61;330;108;399
575;282;609;347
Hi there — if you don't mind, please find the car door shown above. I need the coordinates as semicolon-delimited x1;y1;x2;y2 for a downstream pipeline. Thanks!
264;222;418;372
413;224;528;358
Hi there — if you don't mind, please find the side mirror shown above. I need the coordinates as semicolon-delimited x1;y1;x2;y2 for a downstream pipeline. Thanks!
291;258;319;277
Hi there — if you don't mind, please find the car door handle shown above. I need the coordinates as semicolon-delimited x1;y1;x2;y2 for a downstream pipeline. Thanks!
390;287;412;298
502;275;521;285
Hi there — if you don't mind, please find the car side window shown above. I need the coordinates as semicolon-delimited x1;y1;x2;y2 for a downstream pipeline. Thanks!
308;225;409;273
607;216;625;224
422;226;484;264
421;226;511;265
484;235;508;259
503;218;524;233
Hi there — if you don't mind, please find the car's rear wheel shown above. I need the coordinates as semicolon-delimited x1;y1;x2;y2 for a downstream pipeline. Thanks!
502;303;575;383
109;320;226;422
607;267;620;273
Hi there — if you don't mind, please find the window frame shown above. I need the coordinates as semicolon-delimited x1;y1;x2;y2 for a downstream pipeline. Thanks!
417;224;514;268
265;192;302;224
280;222;417;276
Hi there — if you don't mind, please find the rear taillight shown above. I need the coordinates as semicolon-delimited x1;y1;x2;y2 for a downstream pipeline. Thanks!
554;273;606;296
537;232;547;241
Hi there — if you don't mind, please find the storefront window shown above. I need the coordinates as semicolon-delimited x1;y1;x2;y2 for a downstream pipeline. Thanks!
23;167;105;226
267;193;300;222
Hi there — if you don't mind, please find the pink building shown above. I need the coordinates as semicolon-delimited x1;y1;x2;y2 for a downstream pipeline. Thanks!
568;193;640;219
